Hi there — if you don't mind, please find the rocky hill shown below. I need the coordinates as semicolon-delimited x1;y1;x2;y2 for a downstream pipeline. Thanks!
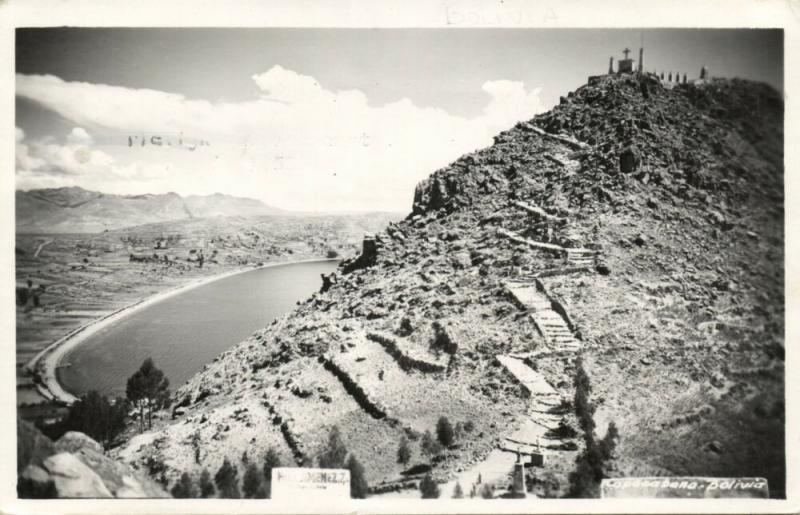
116;74;784;498
16;187;287;233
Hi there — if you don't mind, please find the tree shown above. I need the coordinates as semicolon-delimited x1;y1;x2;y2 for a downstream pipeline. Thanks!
419;473;440;499
318;425;348;469
598;422;619;461
479;483;494;499
58;391;128;450
452;482;464;499
347;455;369;499
242;462;263;498
453;422;464;442
261;446;282;499
431;322;457;354
214;458;240;498
263;446;282;481
436;417;454;447
190;430;202;464
573;357;595;438
420;430;442;462
397;436;411;466
566;362;617;498
198;469;215;498
170;472;196;498
126;358;170;431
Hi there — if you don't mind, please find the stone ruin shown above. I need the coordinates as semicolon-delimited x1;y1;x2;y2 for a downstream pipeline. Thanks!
341;233;379;274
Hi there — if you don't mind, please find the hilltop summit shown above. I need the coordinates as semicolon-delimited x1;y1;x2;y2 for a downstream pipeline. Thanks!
118;75;784;497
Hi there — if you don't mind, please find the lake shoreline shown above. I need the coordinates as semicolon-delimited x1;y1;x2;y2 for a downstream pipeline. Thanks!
25;258;339;405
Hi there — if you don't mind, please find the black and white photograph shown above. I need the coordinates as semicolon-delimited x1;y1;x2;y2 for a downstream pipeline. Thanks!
3;1;795;512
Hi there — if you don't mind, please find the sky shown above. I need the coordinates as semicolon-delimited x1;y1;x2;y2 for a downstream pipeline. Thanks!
15;28;783;212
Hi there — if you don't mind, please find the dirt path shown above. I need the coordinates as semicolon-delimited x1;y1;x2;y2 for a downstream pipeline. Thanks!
33;238;53;258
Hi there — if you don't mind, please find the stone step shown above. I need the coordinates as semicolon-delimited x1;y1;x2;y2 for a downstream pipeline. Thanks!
529;417;563;431
536;311;563;320
529;412;563;423
537;319;564;326
503;436;552;447
551;338;579;344
500;440;547;456
537;321;568;328
544;333;574;340
540;322;570;328
545;335;574;343
538;318;568;326
539;320;569;327
544;331;574;338
543;327;572;334
536;399;564;408
543;331;572;338
552;343;580;350
527;303;552;311
531;408;566;416
535;393;563;402
541;328;571;335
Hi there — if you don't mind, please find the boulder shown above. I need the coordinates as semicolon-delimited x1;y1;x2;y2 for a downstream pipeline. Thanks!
56;431;105;455
42;453;113;498
619;146;640;174
18;464;57;498
18;422;169;499
17;420;55;473
450;252;472;269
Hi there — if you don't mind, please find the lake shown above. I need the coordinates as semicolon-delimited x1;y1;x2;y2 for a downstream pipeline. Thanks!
58;260;339;399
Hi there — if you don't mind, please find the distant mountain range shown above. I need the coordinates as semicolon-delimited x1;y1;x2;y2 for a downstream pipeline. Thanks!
16;187;288;233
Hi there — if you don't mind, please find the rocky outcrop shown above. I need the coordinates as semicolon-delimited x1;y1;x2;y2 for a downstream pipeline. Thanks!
342;234;379;273
17;421;169;498
40;453;113;498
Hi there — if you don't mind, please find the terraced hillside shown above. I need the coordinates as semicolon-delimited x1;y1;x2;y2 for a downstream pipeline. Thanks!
118;74;784;498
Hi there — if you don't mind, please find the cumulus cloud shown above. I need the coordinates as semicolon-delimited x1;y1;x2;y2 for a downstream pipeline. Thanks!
66;127;93;145
15;126;138;192
16;68;545;211
16;127;46;172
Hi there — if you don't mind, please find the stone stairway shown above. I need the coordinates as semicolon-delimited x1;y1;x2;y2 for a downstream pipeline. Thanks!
534;309;582;352
565;248;598;267
496;355;575;458
499;228;598;271
505;282;582;353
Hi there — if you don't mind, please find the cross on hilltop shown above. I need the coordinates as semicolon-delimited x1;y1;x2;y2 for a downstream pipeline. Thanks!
623;47;631;59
